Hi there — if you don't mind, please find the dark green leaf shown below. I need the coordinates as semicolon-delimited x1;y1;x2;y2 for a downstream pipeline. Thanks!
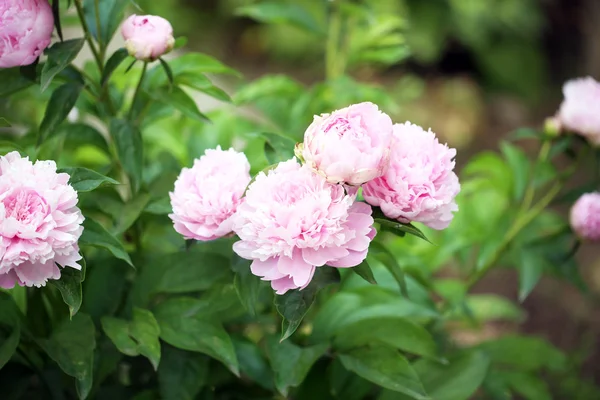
334;317;439;361
329;358;373;400
0;324;20;370
351;260;377;284
61;123;110;154
154;298;239;375
101;308;161;370
60;167;119;192
79;219;133;266
339;346;427;400
478;335;566;372
83;0;128;46
233;338;274;391
369;242;408;296
499;371;551;400
0;118;10;128
162;53;240;77
49;259;86;318
101;48;129;86
373;208;431;243
232;254;261;316
112;192;151;235
144;197;171;215
149;86;210;123
266;336;328;396
261;132;296;164
159;58;174;86
0;68;35;97
40;313;96;399
156;252;231;294
158;345;208;400
500;141;530;202
518;251;544;302
51;0;63;41
275;267;340;341
109;119;143;193
38;83;83;144
41;39;85;91
235;2;324;35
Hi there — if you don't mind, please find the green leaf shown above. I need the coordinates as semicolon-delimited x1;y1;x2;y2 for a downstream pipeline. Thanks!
144;197;172;215
164;53;240;77
463;294;524;322
339;346;427;400
112;192;151;235
233;74;304;105
109;119;143;193
40;313;96;399
0;118;10;127
518;250;544;302
499;371;551;400
373;208;431;243
0;68;35;97
478;335;566;372
369;242;408;296
399;350;490;400
500;141;530;202
334;317;439;361
49;259;86;318
235;2;324;35
60;167;119;192
233;338;274;391
83;0;128;46
266;336;328;396
0;324;20;370
154;298;239;375
101;48;129;86
329;358;373;400
61;123;110;154
101;308;161;370
351;260;377;284
156;252;232;294
158;345;208;400
79;219;133;267
232;254;261;316
38;82;83;144
158;58;174;86
41;39;85;91
274;267;340;341
262;132;297;164
150;86;210;123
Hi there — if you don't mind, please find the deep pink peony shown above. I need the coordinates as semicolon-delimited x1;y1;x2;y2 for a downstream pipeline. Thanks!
232;159;376;294
363;122;460;230
302;102;393;186
170;147;251;241
0;0;54;68
121;14;175;61
570;192;600;241
0;152;84;289
557;77;600;145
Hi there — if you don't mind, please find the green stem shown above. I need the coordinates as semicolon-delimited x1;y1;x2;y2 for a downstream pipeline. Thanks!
325;0;343;80
129;62;148;120
74;0;104;74
520;140;551;214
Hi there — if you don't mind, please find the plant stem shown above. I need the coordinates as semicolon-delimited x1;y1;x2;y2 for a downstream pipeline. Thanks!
325;0;343;80
93;0;105;64
74;0;104;74
520;140;551;214
129;62;148;120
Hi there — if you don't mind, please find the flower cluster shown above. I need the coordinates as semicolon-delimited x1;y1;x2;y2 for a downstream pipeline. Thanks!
0;152;84;289
170;102;460;293
0;0;54;68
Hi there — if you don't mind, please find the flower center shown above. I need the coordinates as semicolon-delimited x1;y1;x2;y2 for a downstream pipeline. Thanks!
3;188;49;225
325;117;353;138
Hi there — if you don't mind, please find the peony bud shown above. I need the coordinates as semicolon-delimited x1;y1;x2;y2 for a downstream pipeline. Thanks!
556;77;600;146
121;14;175;62
301;102;393;186
0;0;54;68
363;122;461;230
570;192;600;242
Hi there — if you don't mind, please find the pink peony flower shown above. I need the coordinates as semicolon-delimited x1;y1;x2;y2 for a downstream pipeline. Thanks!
169;147;251;241
0;152;84;289
557;77;600;145
121;14;175;61
232;159;376;294
0;0;54;68
363;122;460;230
302;102;393;186
570;192;600;241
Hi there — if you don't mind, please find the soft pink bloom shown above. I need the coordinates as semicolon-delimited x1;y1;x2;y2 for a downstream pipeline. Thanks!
302;102;393;186
570;192;600;241
121;14;175;61
170;147;251;241
232;159;376;294
363;122;460;230
0;0;54;68
557;77;600;145
0;152;84;289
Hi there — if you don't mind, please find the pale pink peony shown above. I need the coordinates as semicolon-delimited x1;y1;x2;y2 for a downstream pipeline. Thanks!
0;0;54;68
570;192;600;241
557;77;600;145
121;14;175;61
302;102;393;186
0;152;84;289
363;122;460;230
169;147;251;241
232;159;376;294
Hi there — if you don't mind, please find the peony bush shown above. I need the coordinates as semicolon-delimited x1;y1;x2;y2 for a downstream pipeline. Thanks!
0;1;599;399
